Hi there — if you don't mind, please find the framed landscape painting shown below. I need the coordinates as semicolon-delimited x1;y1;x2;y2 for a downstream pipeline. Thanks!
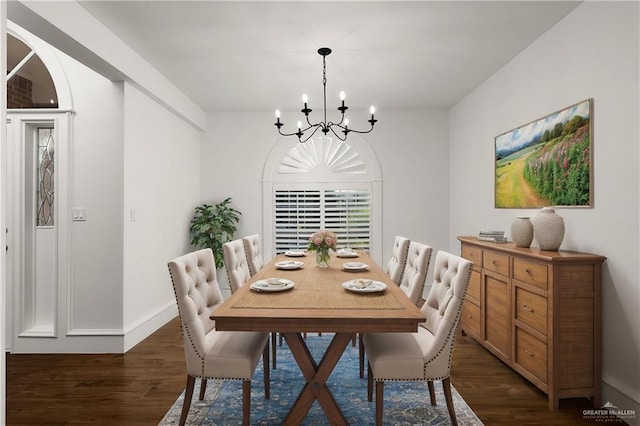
495;99;593;208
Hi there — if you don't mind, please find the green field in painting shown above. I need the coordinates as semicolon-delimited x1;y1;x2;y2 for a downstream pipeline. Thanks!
495;145;549;208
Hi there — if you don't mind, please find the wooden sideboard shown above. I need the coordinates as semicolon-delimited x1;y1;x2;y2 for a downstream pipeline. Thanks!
458;236;606;409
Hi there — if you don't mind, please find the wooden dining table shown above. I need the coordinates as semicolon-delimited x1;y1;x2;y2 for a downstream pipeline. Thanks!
211;250;426;426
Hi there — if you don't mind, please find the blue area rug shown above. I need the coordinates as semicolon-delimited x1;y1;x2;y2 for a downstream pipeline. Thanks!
159;334;483;425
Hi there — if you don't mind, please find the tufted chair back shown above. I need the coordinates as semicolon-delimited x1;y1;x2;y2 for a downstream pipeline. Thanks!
385;236;410;285
420;250;472;376
398;241;433;306
167;248;224;374
242;234;264;277
223;239;252;293
363;250;472;426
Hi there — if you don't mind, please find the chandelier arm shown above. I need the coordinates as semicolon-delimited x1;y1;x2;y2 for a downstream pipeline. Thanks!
328;125;348;141
330;121;376;134
338;125;375;135
277;122;317;137
299;125;323;143
305;115;317;128
277;127;303;137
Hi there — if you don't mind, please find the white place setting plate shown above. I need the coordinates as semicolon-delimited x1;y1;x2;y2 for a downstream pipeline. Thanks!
275;260;304;270
250;278;295;292
342;279;387;293
342;262;369;272
336;249;359;258
285;250;306;257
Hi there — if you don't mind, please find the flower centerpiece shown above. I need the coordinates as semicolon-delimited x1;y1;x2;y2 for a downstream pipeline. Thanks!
308;230;337;268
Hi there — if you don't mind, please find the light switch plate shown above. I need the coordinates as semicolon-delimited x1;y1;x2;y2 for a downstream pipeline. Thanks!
72;207;86;221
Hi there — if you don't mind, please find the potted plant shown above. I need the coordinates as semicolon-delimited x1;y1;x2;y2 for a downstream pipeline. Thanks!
189;197;241;268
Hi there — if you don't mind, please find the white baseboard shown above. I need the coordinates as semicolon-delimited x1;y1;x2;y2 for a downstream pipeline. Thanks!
602;374;639;426
123;301;178;352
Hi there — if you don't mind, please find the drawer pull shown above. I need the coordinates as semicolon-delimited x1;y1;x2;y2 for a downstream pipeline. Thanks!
522;304;534;313
467;314;472;319
491;260;496;264
525;268;531;273
524;349;534;357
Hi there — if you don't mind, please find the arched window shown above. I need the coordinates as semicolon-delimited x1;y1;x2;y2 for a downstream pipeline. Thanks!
7;33;59;108
262;135;383;262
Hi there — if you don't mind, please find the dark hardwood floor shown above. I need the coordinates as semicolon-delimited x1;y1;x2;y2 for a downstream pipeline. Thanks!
6;317;602;425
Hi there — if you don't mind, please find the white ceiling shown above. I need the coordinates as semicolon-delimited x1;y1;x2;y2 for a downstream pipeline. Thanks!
76;1;581;113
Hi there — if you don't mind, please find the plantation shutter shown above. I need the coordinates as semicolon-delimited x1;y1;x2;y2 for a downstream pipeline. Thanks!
274;190;322;253
274;187;371;254
324;189;371;250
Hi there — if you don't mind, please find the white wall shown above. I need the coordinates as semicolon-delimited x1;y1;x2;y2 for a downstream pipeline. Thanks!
449;2;639;420
200;109;450;292
122;82;200;350
66;53;124;334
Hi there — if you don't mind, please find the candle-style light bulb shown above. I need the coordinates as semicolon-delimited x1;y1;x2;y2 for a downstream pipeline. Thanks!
302;94;308;104
344;118;349;127
297;121;302;129
370;106;376;115
340;91;346;101
275;109;281;119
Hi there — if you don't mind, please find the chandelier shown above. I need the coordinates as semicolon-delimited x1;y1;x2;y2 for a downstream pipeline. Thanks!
274;47;377;143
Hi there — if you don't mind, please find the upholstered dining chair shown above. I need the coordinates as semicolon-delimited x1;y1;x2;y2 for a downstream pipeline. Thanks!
168;248;270;426
242;234;264;277
359;241;433;377
223;239;252;293
398;241;433;305
385;235;410;285
224;238;278;369
363;250;472;426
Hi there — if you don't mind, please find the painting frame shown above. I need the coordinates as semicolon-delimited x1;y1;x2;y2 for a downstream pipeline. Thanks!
494;98;593;209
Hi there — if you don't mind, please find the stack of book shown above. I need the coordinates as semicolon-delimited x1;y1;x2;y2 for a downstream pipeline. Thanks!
478;230;507;243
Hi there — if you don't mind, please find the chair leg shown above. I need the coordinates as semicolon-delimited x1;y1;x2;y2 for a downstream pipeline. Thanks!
367;362;373;402
199;378;207;400
375;381;384;426
263;341;270;399
271;332;277;369
442;377;458;426
180;375;196;426
352;333;357;347
279;332;283;346
359;334;365;378
427;380;436;405
242;380;251;426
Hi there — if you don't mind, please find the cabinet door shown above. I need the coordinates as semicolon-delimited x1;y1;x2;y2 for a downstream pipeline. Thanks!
483;269;511;361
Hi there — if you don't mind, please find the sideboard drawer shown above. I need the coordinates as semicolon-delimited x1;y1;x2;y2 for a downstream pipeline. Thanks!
513;258;548;290
515;287;547;335
483;250;509;276
466;269;481;302
515;327;548;384
461;245;482;267
461;300;481;337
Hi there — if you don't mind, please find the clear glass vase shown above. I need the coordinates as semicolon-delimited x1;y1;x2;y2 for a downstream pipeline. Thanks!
315;248;330;268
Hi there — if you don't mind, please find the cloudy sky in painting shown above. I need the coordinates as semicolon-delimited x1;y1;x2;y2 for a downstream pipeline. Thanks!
496;100;590;152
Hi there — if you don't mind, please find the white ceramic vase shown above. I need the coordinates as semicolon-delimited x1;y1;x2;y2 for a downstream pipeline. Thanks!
511;216;533;248
531;207;565;251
